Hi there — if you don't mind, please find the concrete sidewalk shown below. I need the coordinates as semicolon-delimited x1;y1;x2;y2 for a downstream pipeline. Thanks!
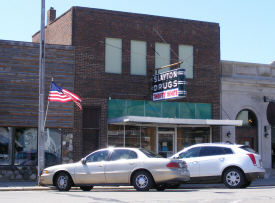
0;178;274;191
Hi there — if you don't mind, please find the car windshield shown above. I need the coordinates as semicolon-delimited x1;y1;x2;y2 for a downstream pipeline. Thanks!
139;148;163;158
239;146;258;154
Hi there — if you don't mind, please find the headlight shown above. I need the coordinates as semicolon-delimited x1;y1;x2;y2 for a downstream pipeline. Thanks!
43;170;49;174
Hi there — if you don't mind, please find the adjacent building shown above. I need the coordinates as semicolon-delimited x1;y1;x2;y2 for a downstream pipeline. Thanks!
220;60;275;174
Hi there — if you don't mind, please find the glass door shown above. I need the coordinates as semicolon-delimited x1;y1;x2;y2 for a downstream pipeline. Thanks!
158;133;174;158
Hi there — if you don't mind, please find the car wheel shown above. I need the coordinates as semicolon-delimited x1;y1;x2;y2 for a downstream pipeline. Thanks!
132;170;153;191
154;183;167;191
223;168;245;189
55;172;72;191
80;186;94;191
241;181;252;188
168;184;181;189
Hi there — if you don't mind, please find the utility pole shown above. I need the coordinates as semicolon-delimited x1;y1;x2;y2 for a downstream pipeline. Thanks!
38;0;45;186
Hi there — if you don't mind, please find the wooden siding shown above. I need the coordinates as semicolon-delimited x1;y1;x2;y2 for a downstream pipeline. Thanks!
0;40;75;128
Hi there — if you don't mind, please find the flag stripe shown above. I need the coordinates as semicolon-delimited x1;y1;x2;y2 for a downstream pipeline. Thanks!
63;89;82;102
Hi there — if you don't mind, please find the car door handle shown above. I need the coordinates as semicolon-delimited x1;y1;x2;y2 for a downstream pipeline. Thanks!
192;161;198;165
129;162;136;165
98;164;103;167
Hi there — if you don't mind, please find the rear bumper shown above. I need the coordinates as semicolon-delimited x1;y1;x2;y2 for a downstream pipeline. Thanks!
152;169;190;184
245;171;265;181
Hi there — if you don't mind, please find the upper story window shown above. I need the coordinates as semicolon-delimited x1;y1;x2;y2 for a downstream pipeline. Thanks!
179;45;193;79
105;37;122;74
155;42;170;74
131;40;147;76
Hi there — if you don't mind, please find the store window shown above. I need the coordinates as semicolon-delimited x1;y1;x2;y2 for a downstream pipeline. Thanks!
108;125;156;151
108;125;124;147
177;127;210;151
0;127;61;166
0;127;12;165
14;128;37;165
125;126;140;148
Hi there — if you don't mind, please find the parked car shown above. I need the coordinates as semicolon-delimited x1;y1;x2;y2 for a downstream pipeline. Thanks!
42;147;190;191
171;143;265;189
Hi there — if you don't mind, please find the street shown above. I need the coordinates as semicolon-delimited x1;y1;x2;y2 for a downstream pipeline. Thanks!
1;186;275;203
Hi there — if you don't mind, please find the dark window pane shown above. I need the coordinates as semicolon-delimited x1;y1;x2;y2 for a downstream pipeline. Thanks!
200;146;223;157
0;127;12;165
223;147;234;154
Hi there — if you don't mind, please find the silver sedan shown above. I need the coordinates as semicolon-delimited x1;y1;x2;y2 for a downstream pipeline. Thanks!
42;147;190;191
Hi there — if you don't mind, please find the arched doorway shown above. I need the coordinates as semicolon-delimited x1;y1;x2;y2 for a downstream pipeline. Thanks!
236;109;258;151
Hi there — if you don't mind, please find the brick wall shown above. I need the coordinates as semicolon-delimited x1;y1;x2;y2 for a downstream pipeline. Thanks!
0;40;75;128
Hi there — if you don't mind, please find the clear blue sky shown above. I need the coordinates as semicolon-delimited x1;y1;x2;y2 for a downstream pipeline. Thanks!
1;0;274;64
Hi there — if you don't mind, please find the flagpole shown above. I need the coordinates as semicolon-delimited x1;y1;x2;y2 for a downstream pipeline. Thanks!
43;78;53;132
38;0;45;186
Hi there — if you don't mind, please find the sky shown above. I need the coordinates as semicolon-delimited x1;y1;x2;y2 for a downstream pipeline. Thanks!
0;0;274;64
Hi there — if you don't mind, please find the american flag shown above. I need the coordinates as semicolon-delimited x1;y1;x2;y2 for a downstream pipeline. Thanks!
48;82;82;110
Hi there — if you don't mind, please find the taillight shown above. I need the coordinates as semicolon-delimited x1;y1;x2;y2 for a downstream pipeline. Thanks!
247;154;257;166
167;162;179;168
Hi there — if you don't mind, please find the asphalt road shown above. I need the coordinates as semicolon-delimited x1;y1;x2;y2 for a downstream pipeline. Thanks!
1;186;275;203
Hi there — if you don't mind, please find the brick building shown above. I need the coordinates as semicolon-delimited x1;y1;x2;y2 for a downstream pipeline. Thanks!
32;6;241;161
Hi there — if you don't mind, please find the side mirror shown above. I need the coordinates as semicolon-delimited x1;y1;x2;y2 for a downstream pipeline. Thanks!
81;158;86;164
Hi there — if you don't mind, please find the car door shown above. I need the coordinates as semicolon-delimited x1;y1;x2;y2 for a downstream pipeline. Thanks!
105;149;138;184
198;146;225;177
74;150;109;184
177;147;201;177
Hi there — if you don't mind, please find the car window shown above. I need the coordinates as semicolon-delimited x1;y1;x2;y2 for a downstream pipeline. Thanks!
139;148;163;158
178;147;201;159
239;146;258;154
86;150;109;163
110;149;137;161
222;147;234;154
199;146;224;157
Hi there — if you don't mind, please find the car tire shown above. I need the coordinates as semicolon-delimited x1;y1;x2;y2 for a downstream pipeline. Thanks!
55;172;72;191
241;181;252;188
80;186;94;191
132;170;153;191
223;168;245;189
154;183;167;191
167;184;181;189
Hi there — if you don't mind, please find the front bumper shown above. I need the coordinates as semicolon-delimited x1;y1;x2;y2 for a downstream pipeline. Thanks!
41;173;54;185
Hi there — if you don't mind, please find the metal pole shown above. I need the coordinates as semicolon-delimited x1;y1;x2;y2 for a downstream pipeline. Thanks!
38;0;45;186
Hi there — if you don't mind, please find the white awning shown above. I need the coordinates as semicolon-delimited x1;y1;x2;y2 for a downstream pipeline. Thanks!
107;116;242;127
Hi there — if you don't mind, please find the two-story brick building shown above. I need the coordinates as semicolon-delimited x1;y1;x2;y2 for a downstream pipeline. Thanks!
32;6;241;160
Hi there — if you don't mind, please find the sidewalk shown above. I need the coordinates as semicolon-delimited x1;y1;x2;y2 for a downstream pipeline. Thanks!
0;178;274;191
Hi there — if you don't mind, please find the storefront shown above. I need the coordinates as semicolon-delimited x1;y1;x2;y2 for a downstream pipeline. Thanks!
107;99;242;157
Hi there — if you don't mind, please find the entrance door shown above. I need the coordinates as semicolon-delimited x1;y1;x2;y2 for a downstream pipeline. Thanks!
158;133;174;158
82;107;100;157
